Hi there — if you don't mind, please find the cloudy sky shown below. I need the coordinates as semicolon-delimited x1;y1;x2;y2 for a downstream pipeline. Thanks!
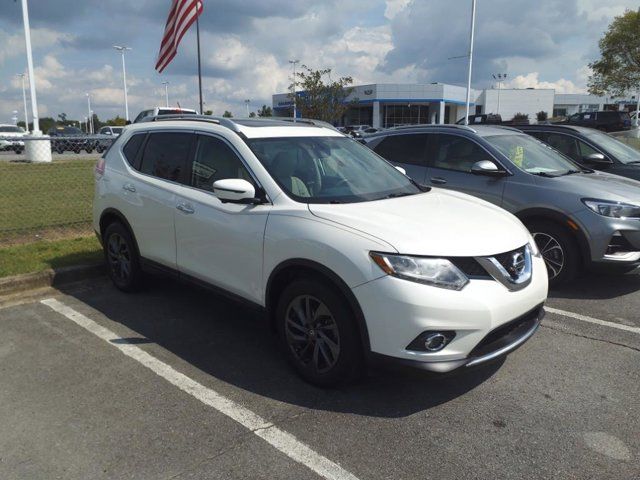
0;0;637;124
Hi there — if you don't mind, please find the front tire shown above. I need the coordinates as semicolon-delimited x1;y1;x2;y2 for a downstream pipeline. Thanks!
103;222;142;292
527;220;580;286
276;278;363;386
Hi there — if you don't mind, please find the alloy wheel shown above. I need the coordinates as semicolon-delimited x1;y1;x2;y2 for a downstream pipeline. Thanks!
284;295;340;374
107;233;132;282
532;232;565;280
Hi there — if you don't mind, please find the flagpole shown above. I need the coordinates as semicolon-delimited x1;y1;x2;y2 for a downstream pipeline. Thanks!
196;12;203;114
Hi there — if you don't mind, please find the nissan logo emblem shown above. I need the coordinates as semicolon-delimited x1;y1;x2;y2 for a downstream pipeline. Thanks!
508;252;526;278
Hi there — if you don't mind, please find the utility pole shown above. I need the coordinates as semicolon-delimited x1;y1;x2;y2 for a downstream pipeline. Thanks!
20;0;40;133
162;81;170;107
245;99;250;117
113;46;131;122
464;0;476;125
289;59;300;122
86;93;93;134
492;73;507;115
17;73;29;132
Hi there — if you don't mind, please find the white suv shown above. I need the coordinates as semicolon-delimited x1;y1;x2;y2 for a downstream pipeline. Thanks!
93;116;548;385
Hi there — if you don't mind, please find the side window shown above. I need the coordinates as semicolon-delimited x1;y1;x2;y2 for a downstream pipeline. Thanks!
191;135;252;192
576;139;599;158
122;133;146;168
527;131;547;142
432;134;487;172
139;132;191;182
546;133;580;161
373;134;428;166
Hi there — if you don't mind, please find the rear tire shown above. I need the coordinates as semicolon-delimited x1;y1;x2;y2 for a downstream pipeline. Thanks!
527;220;580;287
276;278;363;386
103;222;142;292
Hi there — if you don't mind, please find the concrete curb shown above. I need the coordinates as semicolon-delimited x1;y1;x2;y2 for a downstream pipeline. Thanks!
0;263;104;297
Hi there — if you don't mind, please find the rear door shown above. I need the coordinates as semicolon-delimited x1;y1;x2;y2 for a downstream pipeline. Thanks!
118;131;193;269
371;133;429;184
174;133;269;303
426;133;507;206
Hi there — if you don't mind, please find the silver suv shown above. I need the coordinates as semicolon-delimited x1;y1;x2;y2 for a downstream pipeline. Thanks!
365;125;640;285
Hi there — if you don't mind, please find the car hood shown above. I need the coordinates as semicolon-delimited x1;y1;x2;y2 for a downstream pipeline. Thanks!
308;189;530;257
540;170;640;203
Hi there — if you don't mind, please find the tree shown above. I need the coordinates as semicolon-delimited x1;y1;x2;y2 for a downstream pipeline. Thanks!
257;105;272;117
223;110;233;118
105;115;127;126
536;111;548;122
249;112;256;118
204;110;213;116
511;113;529;124
588;9;640;96
57;113;68;123
290;65;356;123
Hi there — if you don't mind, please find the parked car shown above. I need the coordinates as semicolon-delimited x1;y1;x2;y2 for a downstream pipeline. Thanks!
47;126;94;154
344;125;372;138
0;124;26;153
517;125;640;182
365;124;640;285
98;126;124;137
93;116;547;385
133;107;198;123
456;114;503;125
564;110;631;132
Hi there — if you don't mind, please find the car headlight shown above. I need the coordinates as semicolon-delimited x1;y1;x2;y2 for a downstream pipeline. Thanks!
582;198;640;219
370;252;469;290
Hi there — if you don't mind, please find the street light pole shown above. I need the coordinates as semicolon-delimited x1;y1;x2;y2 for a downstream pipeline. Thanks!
20;0;40;133
113;45;131;122
289;59;299;122
245;99;250;117
492;73;507;115
162;81;170;108
464;0;476;126
86;93;93;134
17;73;29;132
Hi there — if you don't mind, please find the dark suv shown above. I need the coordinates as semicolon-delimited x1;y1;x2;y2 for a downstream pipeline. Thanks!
365;124;640;285
47;126;94;154
565;111;631;132
517;125;640;181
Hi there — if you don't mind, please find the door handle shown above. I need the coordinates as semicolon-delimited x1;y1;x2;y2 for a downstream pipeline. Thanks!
122;183;136;193
176;202;195;214
430;177;447;185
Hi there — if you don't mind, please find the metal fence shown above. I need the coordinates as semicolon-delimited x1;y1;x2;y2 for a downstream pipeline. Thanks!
0;135;115;246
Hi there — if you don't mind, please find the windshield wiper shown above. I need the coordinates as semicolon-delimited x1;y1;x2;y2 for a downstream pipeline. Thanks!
626;160;640;165
559;169;582;176
531;172;559;178
381;192;415;199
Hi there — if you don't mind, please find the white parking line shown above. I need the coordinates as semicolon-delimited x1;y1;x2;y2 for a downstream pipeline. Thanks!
40;298;359;480
546;306;640;335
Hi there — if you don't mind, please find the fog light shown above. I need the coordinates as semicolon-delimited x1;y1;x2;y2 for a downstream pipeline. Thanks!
406;330;456;352
424;333;449;352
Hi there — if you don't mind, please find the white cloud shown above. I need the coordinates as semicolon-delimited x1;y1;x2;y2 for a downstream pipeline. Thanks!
505;72;586;94
384;0;411;19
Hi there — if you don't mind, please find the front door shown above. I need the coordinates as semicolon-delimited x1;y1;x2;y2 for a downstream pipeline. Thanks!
426;133;506;207
174;134;269;304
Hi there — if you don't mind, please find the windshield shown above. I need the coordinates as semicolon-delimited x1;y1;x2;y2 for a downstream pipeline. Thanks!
584;130;640;164
0;126;24;133
247;136;420;203
485;134;579;176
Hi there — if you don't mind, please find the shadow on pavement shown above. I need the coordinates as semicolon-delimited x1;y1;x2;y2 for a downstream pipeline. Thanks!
60;275;502;419
550;269;640;300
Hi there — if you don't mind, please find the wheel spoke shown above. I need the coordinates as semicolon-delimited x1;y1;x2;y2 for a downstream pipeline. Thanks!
317;340;333;367
317;330;339;358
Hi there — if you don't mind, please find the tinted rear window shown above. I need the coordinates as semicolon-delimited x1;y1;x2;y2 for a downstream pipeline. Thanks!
139;132;192;182
374;134;428;166
122;133;146;167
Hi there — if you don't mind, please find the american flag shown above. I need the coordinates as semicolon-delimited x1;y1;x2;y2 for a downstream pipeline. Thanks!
155;0;203;73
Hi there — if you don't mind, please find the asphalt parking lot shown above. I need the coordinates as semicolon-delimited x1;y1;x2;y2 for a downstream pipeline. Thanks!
1;271;638;479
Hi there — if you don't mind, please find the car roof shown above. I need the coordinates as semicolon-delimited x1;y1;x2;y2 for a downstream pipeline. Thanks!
516;124;596;135
364;124;523;140
129;115;344;139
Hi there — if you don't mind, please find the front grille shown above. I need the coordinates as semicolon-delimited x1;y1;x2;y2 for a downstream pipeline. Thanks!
449;257;490;278
469;305;543;358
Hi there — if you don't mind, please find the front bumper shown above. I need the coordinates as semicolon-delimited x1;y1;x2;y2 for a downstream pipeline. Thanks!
352;254;548;372
574;209;640;266
369;306;544;373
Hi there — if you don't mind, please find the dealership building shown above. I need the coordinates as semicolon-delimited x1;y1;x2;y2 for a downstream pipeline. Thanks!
272;83;639;128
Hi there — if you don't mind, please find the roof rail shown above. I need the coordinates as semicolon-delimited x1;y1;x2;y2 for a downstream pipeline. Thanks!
269;117;340;131
144;114;241;132
387;124;477;133
483;125;522;132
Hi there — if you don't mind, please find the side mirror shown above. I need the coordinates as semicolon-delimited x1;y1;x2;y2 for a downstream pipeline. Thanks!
582;152;612;165
395;166;407;175
471;160;507;176
212;179;259;204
